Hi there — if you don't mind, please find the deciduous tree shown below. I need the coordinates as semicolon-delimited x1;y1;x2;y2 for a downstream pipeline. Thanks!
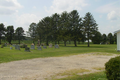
15;27;25;44
6;26;14;44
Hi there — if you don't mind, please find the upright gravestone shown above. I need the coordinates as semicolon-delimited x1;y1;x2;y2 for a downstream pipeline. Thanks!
54;44;59;48
25;47;30;52
49;44;52;48
4;43;7;47
10;47;12;50
43;46;47;49
15;45;20;50
12;44;16;47
37;46;42;50
31;45;35;49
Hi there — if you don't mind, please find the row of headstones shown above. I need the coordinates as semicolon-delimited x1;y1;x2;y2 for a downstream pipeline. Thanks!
31;44;59;49
11;44;59;52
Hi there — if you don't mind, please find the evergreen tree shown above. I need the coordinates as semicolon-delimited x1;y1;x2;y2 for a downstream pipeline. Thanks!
108;33;114;44
92;31;102;44
29;23;37;44
83;12;98;47
0;23;5;44
60;11;70;46
102;34;107;44
69;10;82;47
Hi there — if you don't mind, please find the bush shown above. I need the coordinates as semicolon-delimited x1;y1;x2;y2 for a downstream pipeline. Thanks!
105;56;120;80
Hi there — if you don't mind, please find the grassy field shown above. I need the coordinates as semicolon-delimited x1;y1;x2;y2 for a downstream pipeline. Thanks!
0;44;119;63
0;43;119;80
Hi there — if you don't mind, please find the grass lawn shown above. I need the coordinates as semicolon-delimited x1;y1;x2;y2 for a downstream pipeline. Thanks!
53;71;107;80
0;44;119;63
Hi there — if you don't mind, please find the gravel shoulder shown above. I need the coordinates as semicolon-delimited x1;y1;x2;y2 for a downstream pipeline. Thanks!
0;53;119;80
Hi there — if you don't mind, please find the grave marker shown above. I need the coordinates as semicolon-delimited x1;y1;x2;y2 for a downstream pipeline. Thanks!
43;46;47;49
49;44;52;48
55;44;59;48
15;45;20;50
31;45;35;49
37;46;42;50
10;47;12;50
25;47;30;52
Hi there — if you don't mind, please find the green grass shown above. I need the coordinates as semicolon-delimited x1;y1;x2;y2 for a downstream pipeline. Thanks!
54;71;107;80
0;44;119;63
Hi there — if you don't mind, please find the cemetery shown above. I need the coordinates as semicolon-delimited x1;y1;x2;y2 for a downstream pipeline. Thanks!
0;40;120;80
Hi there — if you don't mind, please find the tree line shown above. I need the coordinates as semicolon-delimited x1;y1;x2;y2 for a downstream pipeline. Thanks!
0;24;25;45
0;10;117;47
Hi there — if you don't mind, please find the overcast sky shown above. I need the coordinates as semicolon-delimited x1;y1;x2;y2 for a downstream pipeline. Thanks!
0;0;120;35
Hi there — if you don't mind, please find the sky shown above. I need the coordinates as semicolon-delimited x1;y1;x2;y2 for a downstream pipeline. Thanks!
0;0;120;35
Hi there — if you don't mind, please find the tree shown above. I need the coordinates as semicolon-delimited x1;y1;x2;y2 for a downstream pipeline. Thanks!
60;11;70;46
102;34;107;44
51;13;60;44
41;16;52;46
6;26;14;44
37;21;44;44
92;31;102;44
0;23;5;44
108;33;114;44
15;27;25;44
83;12;98;47
69;10;82;47
29;23;37;44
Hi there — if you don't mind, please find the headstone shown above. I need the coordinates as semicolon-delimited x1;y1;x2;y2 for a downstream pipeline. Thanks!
49;44;52;48
25;47;30;52
12;44;16;47
10;47;12;50
55;44;59;48
43;46;47;49
31;45;35;49
4;43;7;47
15;45;20;50
37;46;42;50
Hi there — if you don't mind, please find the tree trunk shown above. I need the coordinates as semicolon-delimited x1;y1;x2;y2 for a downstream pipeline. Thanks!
74;40;77;47
64;41;66;46
19;39;20;44
55;41;57;44
69;40;71;44
46;40;48;46
88;33;90;47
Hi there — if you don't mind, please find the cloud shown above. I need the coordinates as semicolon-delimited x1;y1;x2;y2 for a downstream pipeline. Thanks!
96;1;120;13
45;0;88;14
0;0;23;15
96;1;120;21
107;11;118;20
15;14;41;31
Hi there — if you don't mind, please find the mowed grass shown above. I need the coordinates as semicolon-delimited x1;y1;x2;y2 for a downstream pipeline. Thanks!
0;44;119;63
54;71;107;80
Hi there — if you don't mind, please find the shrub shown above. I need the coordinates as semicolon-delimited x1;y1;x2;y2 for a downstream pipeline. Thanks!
105;56;120;80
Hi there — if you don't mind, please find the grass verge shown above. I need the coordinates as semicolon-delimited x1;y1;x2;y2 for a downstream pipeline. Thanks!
53;71;107;80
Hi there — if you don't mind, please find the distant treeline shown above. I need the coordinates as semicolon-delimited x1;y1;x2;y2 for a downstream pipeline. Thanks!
0;10;117;47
